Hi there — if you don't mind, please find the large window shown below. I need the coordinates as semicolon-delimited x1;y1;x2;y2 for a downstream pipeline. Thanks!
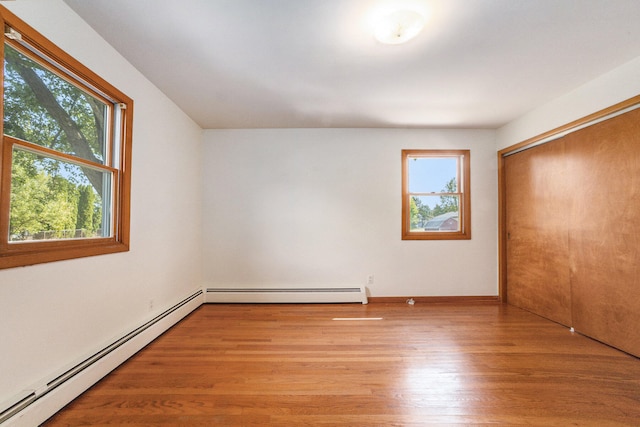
401;149;470;240
0;7;133;268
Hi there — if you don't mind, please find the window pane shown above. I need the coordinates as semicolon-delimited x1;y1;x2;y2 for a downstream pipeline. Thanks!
3;44;108;164
9;148;112;242
408;157;457;193
409;195;460;231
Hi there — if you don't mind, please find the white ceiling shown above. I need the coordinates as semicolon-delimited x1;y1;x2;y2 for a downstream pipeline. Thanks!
63;0;640;129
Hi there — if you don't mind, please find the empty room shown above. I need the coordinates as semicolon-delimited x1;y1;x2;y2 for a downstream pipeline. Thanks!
1;0;639;425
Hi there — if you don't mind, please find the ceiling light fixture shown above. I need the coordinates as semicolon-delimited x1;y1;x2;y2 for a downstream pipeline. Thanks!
374;10;425;45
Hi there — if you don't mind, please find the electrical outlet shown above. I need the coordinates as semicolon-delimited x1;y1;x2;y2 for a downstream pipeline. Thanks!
367;275;374;285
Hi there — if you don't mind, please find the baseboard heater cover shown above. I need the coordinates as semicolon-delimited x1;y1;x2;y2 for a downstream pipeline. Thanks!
205;286;368;304
0;290;203;426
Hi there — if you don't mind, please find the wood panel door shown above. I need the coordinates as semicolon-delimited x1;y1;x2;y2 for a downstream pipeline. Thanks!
504;139;572;327
565;108;640;356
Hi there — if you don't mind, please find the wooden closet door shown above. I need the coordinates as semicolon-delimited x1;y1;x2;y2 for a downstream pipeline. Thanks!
565;108;640;356
505;139;572;326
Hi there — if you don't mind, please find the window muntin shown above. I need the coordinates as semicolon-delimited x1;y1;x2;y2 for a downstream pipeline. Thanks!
402;149;470;240
0;7;132;269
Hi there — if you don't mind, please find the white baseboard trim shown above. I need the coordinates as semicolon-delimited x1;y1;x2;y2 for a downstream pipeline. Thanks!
1;290;203;427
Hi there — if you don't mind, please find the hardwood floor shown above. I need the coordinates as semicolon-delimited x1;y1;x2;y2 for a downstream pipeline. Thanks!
44;303;640;426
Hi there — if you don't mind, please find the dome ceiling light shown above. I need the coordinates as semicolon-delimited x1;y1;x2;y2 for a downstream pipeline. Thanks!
374;10;425;45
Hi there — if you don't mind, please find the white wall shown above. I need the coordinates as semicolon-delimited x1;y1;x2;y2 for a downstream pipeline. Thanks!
496;55;640;150
202;128;497;297
0;0;203;408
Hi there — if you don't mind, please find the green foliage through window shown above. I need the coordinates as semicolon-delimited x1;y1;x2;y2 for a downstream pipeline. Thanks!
409;177;459;230
9;148;104;241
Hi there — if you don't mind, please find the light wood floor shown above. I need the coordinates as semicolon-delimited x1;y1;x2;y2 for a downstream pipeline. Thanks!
44;303;640;426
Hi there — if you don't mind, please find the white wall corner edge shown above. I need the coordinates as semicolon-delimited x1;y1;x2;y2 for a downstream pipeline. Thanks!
1;290;204;427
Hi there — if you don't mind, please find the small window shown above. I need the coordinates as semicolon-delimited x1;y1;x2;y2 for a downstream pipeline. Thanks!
0;7;133;268
401;149;470;240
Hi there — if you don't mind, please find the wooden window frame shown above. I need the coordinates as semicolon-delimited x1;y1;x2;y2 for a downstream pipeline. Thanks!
401;149;471;240
0;6;133;269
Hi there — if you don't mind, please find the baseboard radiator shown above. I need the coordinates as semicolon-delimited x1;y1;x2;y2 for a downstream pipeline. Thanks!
205;286;368;304
0;290;203;427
